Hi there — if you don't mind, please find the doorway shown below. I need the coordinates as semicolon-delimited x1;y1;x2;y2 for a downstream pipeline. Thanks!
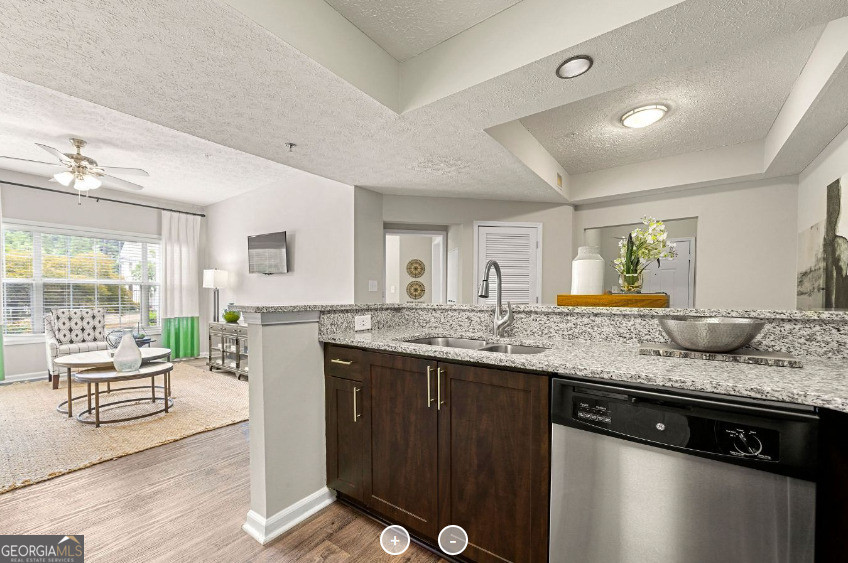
385;230;447;304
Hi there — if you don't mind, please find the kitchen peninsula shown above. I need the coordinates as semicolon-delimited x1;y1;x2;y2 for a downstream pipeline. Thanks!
236;303;848;562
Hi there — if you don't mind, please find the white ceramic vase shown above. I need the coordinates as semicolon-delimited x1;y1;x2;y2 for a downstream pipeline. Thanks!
571;246;605;295
113;330;143;372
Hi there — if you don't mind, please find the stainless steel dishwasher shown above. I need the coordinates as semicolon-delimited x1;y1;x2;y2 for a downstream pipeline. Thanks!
550;378;818;563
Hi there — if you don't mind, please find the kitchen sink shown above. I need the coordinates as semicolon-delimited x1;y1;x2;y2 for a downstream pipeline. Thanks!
478;344;549;355
405;337;488;349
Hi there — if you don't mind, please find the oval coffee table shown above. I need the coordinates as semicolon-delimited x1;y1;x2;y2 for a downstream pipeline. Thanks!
74;361;174;428
54;347;172;418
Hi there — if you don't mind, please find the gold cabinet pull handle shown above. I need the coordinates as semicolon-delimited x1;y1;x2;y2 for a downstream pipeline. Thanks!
353;387;361;422
331;359;353;365
437;367;445;410
426;366;434;408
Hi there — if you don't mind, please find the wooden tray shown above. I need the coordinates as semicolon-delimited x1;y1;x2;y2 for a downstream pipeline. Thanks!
557;293;669;308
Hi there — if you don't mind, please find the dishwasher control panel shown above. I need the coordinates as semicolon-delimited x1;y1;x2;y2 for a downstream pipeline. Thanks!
553;378;819;480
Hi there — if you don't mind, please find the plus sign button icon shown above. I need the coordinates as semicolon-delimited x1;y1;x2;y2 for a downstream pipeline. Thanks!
380;525;411;555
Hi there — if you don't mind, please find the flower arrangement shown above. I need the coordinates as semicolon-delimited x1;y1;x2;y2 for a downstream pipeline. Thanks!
613;216;677;291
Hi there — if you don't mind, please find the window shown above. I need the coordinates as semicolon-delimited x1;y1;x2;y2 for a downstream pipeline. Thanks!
2;224;161;336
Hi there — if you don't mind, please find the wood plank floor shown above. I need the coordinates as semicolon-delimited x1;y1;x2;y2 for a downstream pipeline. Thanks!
0;422;443;562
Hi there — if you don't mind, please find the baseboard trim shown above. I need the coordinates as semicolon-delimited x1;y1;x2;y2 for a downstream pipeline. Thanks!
1;371;48;383
242;487;336;545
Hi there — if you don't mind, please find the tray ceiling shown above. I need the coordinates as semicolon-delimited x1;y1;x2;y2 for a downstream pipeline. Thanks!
324;0;523;61
520;25;824;174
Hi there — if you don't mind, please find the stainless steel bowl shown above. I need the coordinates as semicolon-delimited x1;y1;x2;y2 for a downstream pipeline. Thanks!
658;316;766;353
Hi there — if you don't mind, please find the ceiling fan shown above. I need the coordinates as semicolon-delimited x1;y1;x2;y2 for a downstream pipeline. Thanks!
0;138;148;192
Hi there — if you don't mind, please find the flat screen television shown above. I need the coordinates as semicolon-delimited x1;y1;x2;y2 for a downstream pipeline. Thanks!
248;231;288;274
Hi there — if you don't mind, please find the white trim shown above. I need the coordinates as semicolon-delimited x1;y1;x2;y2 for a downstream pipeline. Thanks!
242;487;336;545
2;218;160;244
473;221;543;305
0;371;47;383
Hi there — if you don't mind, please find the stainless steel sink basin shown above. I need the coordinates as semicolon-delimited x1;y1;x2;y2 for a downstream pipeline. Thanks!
406;337;488;349
478;344;548;355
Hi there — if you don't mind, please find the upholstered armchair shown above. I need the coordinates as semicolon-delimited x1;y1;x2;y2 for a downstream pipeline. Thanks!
45;308;109;388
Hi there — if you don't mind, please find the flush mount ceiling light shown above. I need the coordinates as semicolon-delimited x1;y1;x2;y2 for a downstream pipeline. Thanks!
556;55;593;79
620;104;668;128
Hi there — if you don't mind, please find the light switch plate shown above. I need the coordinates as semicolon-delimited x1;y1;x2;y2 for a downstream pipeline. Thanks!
368;280;378;292
354;314;372;331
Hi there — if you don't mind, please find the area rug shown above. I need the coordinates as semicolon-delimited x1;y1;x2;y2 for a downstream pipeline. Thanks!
0;362;249;494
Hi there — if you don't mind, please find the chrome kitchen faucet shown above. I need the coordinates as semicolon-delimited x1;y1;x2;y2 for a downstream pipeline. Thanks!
478;260;515;338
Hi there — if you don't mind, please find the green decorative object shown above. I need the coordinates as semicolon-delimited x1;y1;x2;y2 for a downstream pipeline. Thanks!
222;310;241;323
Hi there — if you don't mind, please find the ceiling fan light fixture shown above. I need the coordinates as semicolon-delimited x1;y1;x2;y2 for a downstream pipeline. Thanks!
621;104;668;128
53;171;74;186
556;55;593;79
75;175;102;191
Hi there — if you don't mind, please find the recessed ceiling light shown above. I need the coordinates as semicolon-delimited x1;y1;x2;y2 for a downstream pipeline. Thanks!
556;55;593;79
620;104;668;128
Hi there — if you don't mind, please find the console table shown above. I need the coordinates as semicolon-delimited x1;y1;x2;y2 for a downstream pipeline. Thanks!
208;322;249;380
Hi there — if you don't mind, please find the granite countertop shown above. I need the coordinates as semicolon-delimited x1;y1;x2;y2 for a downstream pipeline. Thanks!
234;302;848;321
320;328;848;414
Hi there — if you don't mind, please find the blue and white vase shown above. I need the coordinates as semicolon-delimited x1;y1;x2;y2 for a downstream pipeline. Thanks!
113;330;143;372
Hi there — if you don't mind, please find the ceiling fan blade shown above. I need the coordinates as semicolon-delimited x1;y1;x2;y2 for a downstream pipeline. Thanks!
99;174;144;192
98;166;150;177
35;143;72;165
0;156;66;177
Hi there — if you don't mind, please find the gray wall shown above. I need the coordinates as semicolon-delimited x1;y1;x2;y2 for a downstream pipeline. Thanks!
353;187;384;303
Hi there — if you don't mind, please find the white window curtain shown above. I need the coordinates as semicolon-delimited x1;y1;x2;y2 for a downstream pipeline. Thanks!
160;211;201;359
161;211;201;319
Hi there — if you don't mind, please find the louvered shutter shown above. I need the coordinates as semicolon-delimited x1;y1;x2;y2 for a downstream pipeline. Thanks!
476;225;540;305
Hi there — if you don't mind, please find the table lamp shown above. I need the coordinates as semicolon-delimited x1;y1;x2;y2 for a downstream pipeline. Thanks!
203;269;229;322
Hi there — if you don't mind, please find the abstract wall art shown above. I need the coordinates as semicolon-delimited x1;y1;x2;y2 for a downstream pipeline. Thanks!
798;176;848;310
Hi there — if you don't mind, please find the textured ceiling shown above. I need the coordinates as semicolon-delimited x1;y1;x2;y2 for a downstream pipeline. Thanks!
0;73;314;206
0;0;845;206
324;0;523;61
520;26;823;174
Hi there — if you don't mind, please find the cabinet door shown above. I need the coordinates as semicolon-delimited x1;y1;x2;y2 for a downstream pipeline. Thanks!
325;376;367;502
438;363;550;563
366;353;440;539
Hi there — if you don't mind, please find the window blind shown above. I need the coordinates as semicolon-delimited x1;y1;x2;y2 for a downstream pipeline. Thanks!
2;226;161;335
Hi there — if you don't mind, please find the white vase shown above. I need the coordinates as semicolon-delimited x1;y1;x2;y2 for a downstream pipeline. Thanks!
571;246;605;295
113;330;143;372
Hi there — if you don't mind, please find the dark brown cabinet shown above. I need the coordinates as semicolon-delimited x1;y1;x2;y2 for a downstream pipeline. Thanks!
325;375;367;502
438;363;550;563
324;347;550;562
365;353;441;539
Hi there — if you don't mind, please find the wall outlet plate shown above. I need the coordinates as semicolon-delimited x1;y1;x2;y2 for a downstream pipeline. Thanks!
354;314;372;331
368;280;378;292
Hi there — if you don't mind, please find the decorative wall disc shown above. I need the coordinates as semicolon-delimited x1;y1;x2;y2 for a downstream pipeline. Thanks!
406;281;426;300
406;259;425;278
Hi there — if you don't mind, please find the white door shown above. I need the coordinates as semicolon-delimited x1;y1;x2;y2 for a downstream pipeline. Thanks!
642;237;695;308
431;237;444;303
447;248;459;304
475;223;541;305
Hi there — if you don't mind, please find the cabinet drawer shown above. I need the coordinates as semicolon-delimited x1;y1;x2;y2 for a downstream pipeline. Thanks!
324;345;364;381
